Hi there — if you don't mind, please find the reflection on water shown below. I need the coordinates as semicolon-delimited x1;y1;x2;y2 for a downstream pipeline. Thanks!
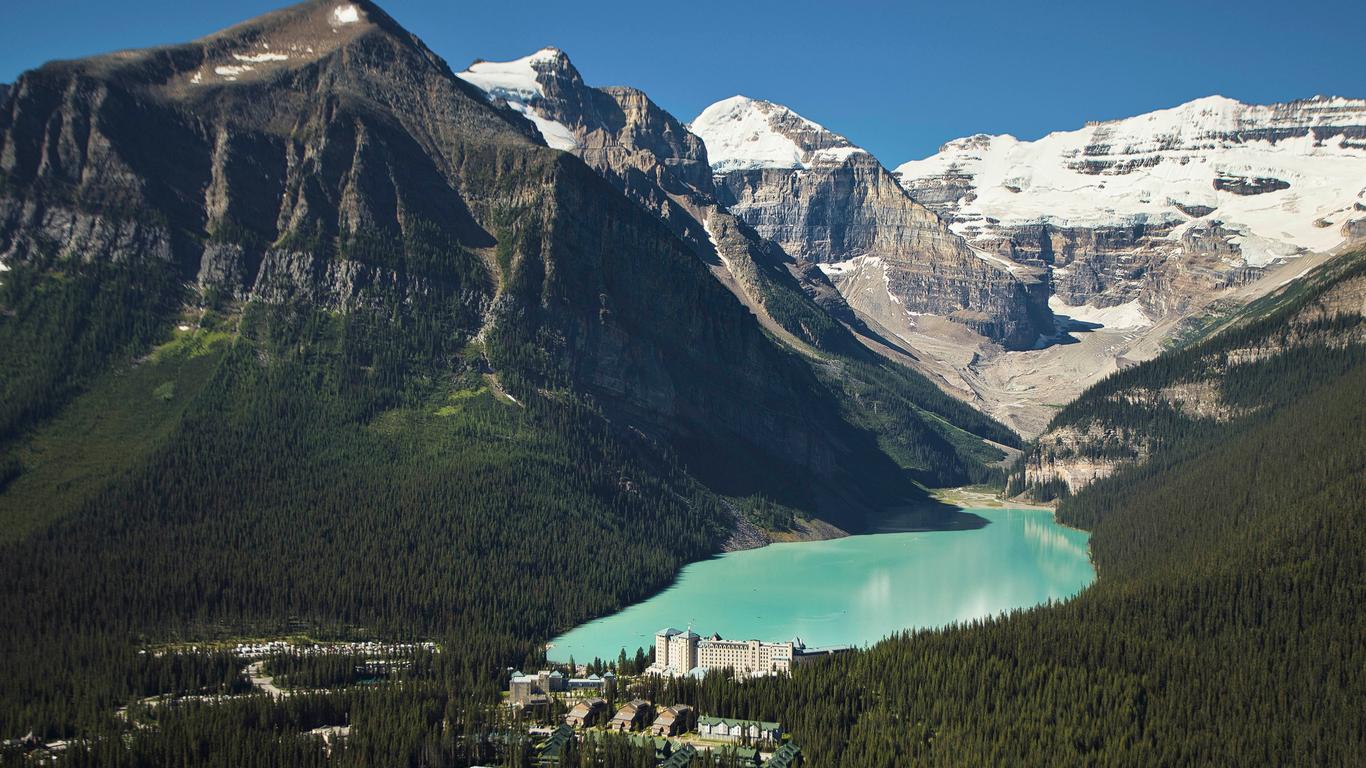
549;507;1095;662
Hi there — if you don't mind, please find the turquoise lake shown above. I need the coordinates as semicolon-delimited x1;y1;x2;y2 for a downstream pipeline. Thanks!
549;507;1094;662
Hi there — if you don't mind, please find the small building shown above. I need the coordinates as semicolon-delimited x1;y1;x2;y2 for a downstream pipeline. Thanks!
649;705;694;737
696;716;782;744
567;673;603;691
564;697;608;728
660;743;697;768
508;672;537;705
769;742;801;766
535;725;575;766
607;699;653;732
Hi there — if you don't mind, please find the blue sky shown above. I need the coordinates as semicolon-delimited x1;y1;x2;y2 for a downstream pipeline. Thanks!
2;0;1362;162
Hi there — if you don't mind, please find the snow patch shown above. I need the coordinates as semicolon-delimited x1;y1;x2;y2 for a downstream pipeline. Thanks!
810;146;866;164
332;5;360;24
214;64;253;81
819;256;904;309
689;96;808;172
233;52;289;63
691;96;870;174
1049;296;1152;329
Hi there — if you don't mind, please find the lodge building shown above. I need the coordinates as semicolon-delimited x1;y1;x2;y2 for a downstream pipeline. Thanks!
649;627;830;677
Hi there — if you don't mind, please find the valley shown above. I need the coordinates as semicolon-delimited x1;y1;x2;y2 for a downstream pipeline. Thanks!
0;0;1361;766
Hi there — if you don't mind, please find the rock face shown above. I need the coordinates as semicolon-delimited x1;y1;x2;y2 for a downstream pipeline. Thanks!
691;97;1052;349
896;95;1366;321
0;0;922;520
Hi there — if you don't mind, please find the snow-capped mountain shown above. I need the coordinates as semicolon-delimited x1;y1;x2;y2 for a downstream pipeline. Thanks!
457;48;581;151
689;96;868;173
690;96;1051;349
896;95;1366;312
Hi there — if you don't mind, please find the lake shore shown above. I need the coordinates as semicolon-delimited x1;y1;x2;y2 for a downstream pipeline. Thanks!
549;505;1096;663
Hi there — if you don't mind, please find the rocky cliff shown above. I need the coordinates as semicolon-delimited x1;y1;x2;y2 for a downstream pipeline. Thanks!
691;96;1052;349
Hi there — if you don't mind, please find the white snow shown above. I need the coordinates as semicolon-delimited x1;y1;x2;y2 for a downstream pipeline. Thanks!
332;5;360;24
810;146;867;165
971;246;1026;274
457;49;580;151
895;95;1366;263
690;96;864;173
819;256;903;308
703;215;733;272
691;96;808;172
1049;296;1152;329
214;64;253;80
233;52;289;63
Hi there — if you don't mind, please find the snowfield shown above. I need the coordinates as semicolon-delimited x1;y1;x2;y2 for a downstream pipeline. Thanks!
894;95;1366;266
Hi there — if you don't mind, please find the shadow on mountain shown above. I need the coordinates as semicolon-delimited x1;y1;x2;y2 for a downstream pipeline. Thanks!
867;496;990;533
1034;313;1106;349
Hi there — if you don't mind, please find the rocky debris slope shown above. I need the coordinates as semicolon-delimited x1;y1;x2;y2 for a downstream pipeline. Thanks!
1019;249;1366;497
691;96;1052;349
897;95;1366;322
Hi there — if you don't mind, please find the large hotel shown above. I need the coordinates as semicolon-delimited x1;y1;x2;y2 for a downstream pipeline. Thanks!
651;627;833;677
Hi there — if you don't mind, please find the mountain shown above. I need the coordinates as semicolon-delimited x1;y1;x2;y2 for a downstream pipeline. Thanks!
843;95;1366;436
455;49;1021;484
1015;247;1366;497
456;49;844;353
690;96;1053;350
897;95;1366;318
0;0;967;523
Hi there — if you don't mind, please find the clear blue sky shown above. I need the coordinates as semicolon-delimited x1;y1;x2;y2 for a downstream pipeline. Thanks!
2;0;1362;162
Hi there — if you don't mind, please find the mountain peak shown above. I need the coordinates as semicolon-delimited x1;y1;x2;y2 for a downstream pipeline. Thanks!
689;96;864;173
457;47;584;150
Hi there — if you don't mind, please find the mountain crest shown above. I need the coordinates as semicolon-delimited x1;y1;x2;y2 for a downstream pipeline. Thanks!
689;95;866;173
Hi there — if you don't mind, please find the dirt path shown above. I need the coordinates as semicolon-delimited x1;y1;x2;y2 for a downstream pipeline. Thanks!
244;661;288;698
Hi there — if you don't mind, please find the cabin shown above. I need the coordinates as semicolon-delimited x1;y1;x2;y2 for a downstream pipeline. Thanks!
659;743;697;768
606;699;653;732
535;725;575;766
564;697;608;728
696;716;782;744
767;742;802;767
649;705;694;737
